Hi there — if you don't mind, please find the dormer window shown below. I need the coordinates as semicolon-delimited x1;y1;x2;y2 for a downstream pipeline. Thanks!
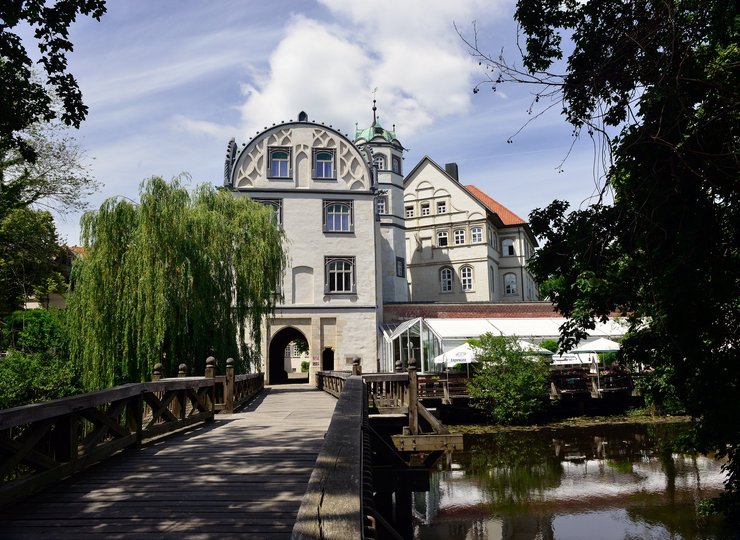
313;149;335;179
268;147;291;178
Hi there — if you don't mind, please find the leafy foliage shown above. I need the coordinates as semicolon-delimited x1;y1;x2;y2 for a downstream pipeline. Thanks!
0;0;107;160
0;121;100;218
0;308;80;409
467;333;550;425
467;0;739;511
0;207;66;314
66;176;286;390
538;339;558;353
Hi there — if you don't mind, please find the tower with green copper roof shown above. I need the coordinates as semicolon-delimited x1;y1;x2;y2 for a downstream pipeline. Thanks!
355;100;409;302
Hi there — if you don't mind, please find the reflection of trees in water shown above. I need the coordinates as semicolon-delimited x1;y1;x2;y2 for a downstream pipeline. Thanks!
421;424;731;540
467;432;563;506
465;423;694;508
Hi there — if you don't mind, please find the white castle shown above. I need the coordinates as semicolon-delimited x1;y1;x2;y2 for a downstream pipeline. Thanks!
224;106;539;382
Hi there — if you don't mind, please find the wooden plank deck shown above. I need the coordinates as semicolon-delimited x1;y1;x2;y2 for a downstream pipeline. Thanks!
0;384;337;540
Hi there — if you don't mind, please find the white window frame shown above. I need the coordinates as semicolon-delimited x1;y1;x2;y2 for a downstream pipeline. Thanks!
437;230;449;247
440;267;453;292
405;205;414;218
325;257;356;294
504;272;517;295
421;203;431;216
460;266;473;291
323;201;353;232
313;149;335;179
502;239;516;256
471;227;483;243
376;196;387;215
453;229;465;245
268;147;291;178
437;200;447;214
373;154;386;170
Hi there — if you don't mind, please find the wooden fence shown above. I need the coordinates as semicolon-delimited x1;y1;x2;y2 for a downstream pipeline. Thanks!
0;359;263;506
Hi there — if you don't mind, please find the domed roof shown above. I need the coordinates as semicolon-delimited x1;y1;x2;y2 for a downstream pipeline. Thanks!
354;100;404;148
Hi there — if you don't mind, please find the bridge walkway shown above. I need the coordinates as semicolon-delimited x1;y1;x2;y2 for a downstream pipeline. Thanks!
0;384;336;540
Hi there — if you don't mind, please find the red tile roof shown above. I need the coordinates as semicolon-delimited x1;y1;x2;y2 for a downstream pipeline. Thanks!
464;185;527;225
383;302;559;323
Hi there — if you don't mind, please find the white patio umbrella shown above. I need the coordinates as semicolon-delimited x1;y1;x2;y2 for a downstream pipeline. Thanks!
571;338;621;354
433;343;478;376
517;339;555;356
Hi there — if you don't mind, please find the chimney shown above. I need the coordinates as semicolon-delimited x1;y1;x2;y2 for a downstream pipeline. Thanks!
445;162;459;181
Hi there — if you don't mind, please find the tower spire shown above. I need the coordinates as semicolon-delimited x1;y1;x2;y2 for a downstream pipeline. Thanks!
371;87;378;124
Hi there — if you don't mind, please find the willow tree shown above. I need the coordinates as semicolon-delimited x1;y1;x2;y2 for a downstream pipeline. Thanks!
67;176;286;390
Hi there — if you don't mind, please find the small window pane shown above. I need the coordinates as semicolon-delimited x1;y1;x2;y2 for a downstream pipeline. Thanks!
440;268;453;292
392;155;402;174
504;273;517;295
326;258;355;293
376;196;387;214
269;149;290;178
314;150;334;179
454;229;465;245
325;202;352;232
503;239;515;256
437;231;448;247
461;266;473;291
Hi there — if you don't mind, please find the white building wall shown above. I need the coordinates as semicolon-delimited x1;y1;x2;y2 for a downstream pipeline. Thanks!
229;121;382;377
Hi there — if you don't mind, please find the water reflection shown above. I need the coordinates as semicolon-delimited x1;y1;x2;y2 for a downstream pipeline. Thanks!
414;423;737;539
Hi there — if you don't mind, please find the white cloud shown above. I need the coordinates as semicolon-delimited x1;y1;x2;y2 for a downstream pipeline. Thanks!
237;1;512;141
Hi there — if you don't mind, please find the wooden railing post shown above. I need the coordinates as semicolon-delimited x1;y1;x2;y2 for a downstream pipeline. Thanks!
408;356;419;435
224;358;235;413
204;356;215;379
152;363;163;381
178;363;187;377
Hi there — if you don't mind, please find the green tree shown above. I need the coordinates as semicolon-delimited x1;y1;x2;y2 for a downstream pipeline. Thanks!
0;0;106;160
66;176;286;390
467;333;550;425
0;206;65;314
465;1;739;512
0;121;100;219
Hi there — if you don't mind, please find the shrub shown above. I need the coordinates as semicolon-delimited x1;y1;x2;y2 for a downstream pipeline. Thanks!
300;360;310;373
467;333;551;425
0;350;81;409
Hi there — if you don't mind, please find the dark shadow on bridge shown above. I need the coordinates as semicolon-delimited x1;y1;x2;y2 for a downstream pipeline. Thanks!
0;386;337;539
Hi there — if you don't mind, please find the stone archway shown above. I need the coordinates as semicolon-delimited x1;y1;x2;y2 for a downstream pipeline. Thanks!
268;327;308;384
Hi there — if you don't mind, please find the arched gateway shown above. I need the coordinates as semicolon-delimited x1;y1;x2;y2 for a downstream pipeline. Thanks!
268;327;308;384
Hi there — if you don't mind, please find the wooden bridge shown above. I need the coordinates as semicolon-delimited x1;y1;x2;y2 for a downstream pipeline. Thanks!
0;358;460;539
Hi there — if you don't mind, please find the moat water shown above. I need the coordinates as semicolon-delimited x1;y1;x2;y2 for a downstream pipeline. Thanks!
414;423;738;539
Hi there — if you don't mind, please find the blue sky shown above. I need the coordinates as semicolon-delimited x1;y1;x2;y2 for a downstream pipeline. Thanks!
23;0;607;244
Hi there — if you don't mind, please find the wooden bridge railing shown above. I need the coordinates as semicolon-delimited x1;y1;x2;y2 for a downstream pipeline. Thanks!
0;358;264;507
293;376;370;540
